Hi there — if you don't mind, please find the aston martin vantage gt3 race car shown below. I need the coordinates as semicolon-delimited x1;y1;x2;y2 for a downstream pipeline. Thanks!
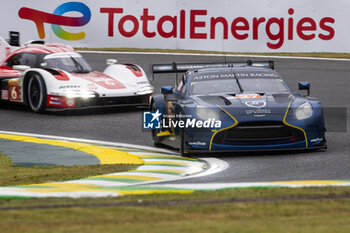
150;61;326;155
0;33;153;112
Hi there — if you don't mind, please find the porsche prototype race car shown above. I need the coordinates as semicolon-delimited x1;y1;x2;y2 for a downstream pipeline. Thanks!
150;61;326;155
0;33;153;112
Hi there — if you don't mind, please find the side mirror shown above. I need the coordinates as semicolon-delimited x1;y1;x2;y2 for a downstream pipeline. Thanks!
106;59;117;65
161;86;173;95
13;65;30;71
298;82;310;96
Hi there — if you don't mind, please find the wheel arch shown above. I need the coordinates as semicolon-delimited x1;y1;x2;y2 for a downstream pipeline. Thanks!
150;93;166;112
104;64;149;82
22;69;55;104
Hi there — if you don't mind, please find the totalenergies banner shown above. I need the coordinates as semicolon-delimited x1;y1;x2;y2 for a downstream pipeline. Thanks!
0;0;347;52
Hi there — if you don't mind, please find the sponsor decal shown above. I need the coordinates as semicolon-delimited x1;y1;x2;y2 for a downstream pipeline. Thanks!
49;101;62;105
9;86;21;101
235;73;279;78
188;141;206;146
310;138;323;143
66;98;75;107
46;95;75;108
49;96;61;101
16;3;336;50
18;2;91;41
1;90;9;100
48;96;62;106
193;73;235;81
99;7;335;49
137;81;149;85
244;100;267;108
236;94;262;99
157;66;172;71
59;85;81;89
246;109;271;115
87;84;98;90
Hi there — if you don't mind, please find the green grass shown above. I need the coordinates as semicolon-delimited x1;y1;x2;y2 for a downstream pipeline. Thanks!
0;153;138;186
75;47;350;59
1;153;350;232
1;187;350;232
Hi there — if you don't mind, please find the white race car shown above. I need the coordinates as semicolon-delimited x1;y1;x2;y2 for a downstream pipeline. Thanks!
0;35;153;112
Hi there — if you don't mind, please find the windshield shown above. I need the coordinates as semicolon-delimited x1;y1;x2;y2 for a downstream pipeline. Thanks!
41;54;92;73
238;79;289;92
191;79;241;95
190;78;289;95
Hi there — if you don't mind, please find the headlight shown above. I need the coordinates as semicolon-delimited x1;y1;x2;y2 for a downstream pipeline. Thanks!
136;85;154;95
65;90;95;99
196;106;219;120
295;102;313;120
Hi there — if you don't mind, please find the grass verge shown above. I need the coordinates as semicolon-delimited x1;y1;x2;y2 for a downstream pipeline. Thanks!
0;153;138;186
76;47;350;59
1;153;350;232
0;187;350;232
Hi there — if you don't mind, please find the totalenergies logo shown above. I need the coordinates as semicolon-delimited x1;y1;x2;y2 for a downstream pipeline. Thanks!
18;2;91;41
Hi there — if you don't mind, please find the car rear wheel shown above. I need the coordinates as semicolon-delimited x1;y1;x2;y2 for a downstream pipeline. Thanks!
27;73;47;113
179;128;187;156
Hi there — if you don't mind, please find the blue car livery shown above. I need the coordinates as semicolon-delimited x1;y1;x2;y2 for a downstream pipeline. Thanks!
150;61;326;155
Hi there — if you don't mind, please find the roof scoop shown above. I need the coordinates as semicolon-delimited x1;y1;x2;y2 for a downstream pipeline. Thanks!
198;95;231;105
272;93;293;103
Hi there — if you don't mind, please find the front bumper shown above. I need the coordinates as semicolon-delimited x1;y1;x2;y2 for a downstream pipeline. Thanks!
184;121;326;152
46;93;151;110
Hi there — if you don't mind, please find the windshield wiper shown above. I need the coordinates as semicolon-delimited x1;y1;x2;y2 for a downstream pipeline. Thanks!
69;56;88;73
234;74;243;92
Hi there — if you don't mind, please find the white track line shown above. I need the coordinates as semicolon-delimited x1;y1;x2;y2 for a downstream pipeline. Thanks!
79;50;350;62
141;159;202;165
109;172;179;179
66;180;135;187
128;158;229;186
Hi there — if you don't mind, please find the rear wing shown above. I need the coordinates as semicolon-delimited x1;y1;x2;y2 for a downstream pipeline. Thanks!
152;60;274;79
0;31;20;62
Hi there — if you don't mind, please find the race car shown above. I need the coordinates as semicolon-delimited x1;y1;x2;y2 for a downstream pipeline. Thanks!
150;61;326;155
0;32;153;112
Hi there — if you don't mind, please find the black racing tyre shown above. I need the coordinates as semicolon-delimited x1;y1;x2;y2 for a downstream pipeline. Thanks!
27;73;47;113
179;127;188;156
151;103;161;146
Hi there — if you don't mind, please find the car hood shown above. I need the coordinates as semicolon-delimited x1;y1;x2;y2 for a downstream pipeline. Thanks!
192;93;303;122
64;71;146;96
70;71;128;90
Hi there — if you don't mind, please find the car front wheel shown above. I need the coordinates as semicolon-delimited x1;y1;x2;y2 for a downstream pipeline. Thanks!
27;73;47;113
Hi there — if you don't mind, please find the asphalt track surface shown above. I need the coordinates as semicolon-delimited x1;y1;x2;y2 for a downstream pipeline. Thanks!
0;52;349;183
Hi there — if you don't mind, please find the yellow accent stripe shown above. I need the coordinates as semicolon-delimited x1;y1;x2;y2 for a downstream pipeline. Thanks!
156;130;174;137
209;105;238;151
0;134;144;165
283;102;308;148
